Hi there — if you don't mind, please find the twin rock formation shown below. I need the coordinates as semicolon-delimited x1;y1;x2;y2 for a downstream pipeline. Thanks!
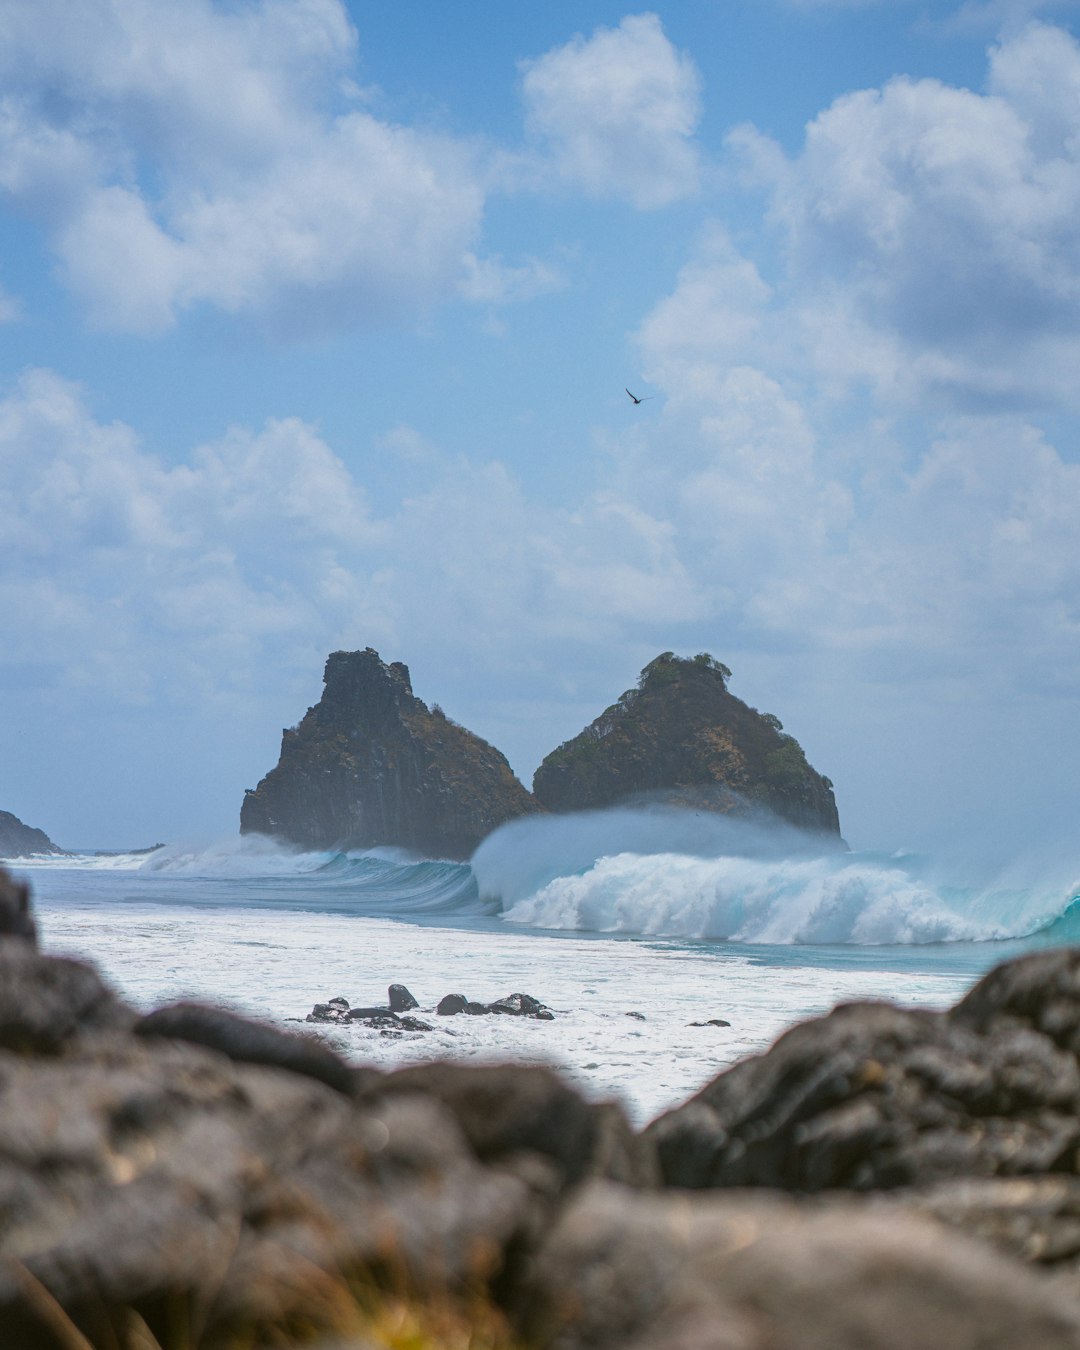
241;648;840;859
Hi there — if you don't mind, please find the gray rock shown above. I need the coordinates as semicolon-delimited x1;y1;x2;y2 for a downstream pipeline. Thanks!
437;993;469;1015
888;1175;1080;1274
389;983;419;1012
376;1062;612;1192
516;1182;1080;1350
136;1000;366;1097
0;943;134;1054
0;867;37;944
648;949;1080;1192
345;1010;433;1033
489;992;554;1019
0;1032;527;1345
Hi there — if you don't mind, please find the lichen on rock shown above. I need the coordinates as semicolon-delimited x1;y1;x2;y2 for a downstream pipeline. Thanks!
532;652;841;836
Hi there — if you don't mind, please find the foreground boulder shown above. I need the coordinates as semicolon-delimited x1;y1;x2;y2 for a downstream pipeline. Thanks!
0;868;37;943
7;864;1080;1347
647;947;1080;1194
533;652;841;835
0;869;641;1345
517;1182;1080;1350
240;647;538;859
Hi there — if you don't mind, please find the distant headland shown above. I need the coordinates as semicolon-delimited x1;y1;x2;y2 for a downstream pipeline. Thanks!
0;810;63;858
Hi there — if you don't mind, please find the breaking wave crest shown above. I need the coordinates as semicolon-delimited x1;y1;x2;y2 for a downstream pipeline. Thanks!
16;811;1080;946
472;806;1080;946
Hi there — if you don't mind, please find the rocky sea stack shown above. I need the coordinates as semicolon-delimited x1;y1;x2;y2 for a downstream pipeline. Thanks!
533;652;841;836
240;648;537;860
0;809;62;857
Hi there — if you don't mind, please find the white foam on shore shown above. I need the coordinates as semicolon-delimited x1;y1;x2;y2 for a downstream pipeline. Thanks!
37;899;973;1125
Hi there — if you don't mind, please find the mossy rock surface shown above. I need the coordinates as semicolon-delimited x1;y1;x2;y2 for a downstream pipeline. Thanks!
532;653;840;836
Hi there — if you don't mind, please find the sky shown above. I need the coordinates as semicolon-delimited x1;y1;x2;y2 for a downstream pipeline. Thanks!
2;0;1080;860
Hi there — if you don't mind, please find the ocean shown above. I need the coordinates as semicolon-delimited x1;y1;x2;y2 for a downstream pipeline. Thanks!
8;804;1080;1125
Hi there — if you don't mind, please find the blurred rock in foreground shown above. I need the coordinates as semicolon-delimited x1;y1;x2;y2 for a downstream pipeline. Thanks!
5;864;1080;1348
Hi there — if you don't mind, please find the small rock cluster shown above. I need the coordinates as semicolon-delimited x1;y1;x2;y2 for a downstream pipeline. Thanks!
306;984;555;1031
306;982;434;1032
436;990;554;1019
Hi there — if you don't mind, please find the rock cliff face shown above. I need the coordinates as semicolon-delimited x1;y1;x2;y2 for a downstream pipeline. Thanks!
0;810;62;857
240;648;538;860
533;652;841;836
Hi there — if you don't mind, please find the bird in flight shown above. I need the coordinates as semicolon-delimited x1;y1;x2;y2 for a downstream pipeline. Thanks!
625;388;653;405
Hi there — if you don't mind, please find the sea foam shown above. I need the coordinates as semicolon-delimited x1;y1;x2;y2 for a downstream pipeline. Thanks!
473;805;1078;945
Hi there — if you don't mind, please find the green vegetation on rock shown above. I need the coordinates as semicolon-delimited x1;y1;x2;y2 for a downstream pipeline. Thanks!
533;653;840;836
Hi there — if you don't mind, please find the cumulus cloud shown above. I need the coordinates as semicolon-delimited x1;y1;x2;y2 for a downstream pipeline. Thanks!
621;24;1080;701
0;369;708;716
724;21;1080;410
0;0;493;333
519;13;703;208
0;368;388;703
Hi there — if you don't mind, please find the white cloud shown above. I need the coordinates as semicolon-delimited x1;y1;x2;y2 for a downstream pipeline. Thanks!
635;228;774;403
622;19;1080;697
0;369;710;716
0;0;490;334
0;369;387;702
725;21;1080;410
519;13;703;208
458;252;567;305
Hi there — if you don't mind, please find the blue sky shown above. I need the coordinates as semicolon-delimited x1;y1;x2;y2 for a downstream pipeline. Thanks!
2;0;1080;860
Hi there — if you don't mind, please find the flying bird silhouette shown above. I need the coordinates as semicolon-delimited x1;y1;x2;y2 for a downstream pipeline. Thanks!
625;388;653;405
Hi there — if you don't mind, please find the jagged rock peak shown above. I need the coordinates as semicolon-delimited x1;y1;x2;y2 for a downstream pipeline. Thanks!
0;811;63;858
240;648;539;861
532;652;841;836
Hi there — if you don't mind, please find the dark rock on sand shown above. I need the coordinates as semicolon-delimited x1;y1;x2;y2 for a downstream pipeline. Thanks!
387;1014;434;1032
347;1010;434;1033
240;647;538;860
344;1004;396;1019
436;991;554;1019
648;947;1080;1193
0;810;63;857
533;651;841;836
489;991;554;1018
389;982;419;1011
